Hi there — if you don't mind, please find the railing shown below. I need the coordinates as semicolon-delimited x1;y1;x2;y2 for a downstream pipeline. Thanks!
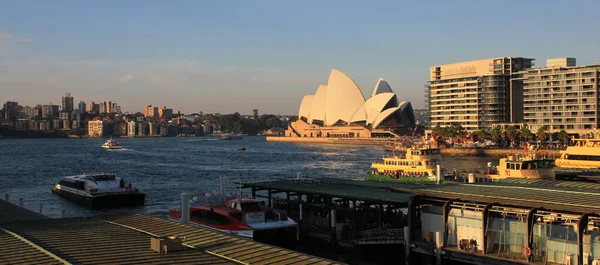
341;228;405;245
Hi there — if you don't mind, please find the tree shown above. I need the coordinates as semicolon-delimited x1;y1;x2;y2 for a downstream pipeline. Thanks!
519;126;532;142
557;129;569;145
473;129;489;141
491;127;503;145
536;126;548;144
505;126;519;145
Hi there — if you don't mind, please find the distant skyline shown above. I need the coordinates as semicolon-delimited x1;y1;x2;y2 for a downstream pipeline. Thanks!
2;0;600;114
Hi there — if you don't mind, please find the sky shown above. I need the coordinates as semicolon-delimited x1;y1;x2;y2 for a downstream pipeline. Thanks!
2;1;600;115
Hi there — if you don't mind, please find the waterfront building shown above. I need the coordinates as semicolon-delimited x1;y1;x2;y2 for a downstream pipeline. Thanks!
15;119;29;131
22;106;34;119
61;120;71;131
62;93;74;112
518;58;600;133
148;122;159;135
87;119;106;137
144;105;158;118
42;104;59;119
3;101;18;121
71;120;80;130
127;120;137;136
137;121;148;136
113;120;127;136
39;120;49;131
426;57;534;131
28;120;38;131
52;119;61;130
59;111;70;121
158;106;173;119
78;101;86;114
285;69;415;138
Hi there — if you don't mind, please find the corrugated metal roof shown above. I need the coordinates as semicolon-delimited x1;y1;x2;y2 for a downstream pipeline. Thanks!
97;214;342;265
0;199;48;222
1;217;234;265
394;179;600;213
0;229;62;265
242;179;413;204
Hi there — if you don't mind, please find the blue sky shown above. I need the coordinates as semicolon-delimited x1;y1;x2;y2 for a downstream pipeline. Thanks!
1;0;600;114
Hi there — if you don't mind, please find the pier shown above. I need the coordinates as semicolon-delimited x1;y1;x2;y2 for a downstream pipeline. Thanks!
0;197;342;265
243;177;600;265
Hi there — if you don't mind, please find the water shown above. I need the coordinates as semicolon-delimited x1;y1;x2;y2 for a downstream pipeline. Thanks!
0;137;496;264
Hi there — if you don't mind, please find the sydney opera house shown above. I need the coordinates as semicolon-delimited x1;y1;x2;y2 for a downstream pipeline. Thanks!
285;69;415;138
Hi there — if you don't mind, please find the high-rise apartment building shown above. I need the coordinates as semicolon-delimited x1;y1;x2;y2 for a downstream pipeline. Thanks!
3;101;19;121
42;104;59;119
88;101;100;114
426;57;534;130
78;101;86;114
518;58;600;133
62;93;74;112
144;105;158;117
87;120;105;137
158;106;173;119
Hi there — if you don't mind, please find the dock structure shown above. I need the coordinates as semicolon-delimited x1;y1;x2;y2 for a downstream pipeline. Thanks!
244;177;600;265
0;199;342;265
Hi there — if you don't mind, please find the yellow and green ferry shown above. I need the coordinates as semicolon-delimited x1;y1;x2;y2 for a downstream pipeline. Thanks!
366;147;443;184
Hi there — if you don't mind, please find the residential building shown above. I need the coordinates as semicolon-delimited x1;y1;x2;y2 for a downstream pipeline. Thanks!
22;106;35;119
144;105;158;118
78;101;86;114
3;101;18;121
426;57;534;130
127;120;137;137
88;120;105;137
113;120;127;136
62;93;74;112
88;101;99;114
39;120;49;131
62;120;71;130
148;122;159;135
518;58;600;133
52;119;61;130
59;111;70;121
111;103;120;114
158;106;173;119
42;104;59;119
15;119;29;131
137;121;148;136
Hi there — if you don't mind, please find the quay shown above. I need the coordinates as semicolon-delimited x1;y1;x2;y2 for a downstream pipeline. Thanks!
243;177;600;265
0;198;341;265
266;136;396;145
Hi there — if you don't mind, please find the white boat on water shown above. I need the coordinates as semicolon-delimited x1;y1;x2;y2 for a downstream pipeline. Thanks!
102;138;122;149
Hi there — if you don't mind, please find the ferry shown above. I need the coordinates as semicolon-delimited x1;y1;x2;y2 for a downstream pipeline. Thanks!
555;136;600;169
168;198;297;243
51;173;145;208
221;133;243;140
101;138;122;149
469;151;555;181
366;147;444;184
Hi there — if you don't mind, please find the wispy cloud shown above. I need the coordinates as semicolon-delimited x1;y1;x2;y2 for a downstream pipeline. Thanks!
0;31;31;52
120;72;134;82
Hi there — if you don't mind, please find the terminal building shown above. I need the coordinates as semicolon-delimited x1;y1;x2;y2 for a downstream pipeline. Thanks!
285;69;416;138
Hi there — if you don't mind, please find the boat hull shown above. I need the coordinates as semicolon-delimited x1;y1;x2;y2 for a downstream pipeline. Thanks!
52;188;145;209
365;174;441;184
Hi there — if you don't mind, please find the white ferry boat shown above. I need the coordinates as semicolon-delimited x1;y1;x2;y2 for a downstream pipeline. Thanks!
51;173;145;208
101;138;122;149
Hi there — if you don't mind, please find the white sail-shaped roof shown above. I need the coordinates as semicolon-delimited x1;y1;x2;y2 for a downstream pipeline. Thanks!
372;106;400;129
298;95;314;120
308;85;327;124
364;93;396;125
324;69;365;125
371;101;414;129
371;78;393;98
349;105;366;123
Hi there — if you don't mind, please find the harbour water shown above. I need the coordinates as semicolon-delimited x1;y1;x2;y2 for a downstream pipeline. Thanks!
0;137;496;264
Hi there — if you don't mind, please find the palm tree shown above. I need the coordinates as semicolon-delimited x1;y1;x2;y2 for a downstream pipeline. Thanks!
519;126;532;142
537;126;548;144
505;126;519;145
557;129;569;145
491;127;503;146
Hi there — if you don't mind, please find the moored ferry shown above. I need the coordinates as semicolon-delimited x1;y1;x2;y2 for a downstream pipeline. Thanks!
470;151;555;181
555;136;600;169
366;147;443;184
51;173;145;208
168;198;297;243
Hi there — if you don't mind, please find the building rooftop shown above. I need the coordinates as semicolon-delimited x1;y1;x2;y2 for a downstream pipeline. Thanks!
243;178;413;205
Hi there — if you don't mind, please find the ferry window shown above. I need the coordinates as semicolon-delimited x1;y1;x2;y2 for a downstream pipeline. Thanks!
191;210;232;225
240;202;261;211
229;212;242;221
515;164;521;170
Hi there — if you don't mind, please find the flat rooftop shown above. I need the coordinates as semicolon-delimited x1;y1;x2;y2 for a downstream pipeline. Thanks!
0;208;341;265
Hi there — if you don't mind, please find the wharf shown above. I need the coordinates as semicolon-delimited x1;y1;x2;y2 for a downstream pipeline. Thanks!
266;136;395;145
244;177;600;265
0;199;342;265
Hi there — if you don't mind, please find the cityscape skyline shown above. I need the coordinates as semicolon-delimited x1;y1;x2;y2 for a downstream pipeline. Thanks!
2;1;600;114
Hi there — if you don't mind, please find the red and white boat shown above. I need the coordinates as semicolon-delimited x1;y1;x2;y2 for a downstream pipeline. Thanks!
168;198;297;242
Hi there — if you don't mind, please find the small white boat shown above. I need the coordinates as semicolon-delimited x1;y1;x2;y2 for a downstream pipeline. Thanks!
102;138;122;149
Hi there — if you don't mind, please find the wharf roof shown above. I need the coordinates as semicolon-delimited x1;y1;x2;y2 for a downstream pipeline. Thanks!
0;199;48;223
0;213;341;265
392;178;600;214
242;178;413;204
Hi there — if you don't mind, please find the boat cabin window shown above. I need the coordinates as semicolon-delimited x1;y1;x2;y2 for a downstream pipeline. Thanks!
229;212;242;221
86;175;116;181
191;209;233;225
240;202;261;211
566;155;600;161
59;180;85;190
515;164;521;170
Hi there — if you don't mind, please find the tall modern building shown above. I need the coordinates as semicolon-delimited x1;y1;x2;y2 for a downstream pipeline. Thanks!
158;106;173;119
42;104;59;119
3;101;19;121
144;105;158;118
426;57;534;130
88;101;100;114
518;58;600;133
62;93;74;112
78;101;87;114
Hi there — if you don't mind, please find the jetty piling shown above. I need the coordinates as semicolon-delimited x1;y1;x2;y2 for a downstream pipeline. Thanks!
180;192;189;224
